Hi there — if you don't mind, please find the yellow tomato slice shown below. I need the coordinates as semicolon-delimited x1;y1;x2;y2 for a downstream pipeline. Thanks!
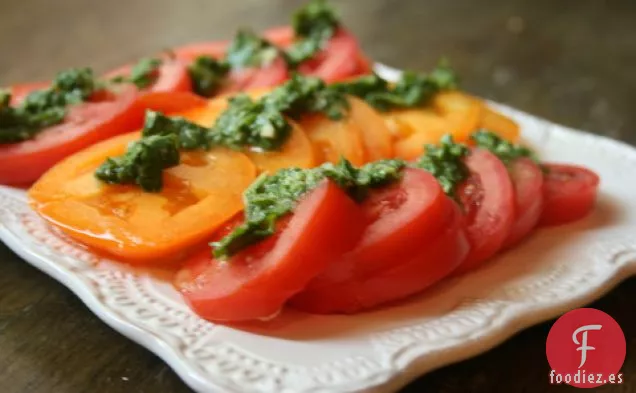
300;113;366;166
29;132;256;263
478;107;520;142
178;101;316;173
347;97;394;160
433;91;484;142
246;120;316;173
388;109;450;160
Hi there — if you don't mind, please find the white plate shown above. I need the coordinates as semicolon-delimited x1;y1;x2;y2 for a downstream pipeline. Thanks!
1;65;636;393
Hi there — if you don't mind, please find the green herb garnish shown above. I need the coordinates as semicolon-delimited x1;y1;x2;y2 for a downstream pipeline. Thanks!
263;73;349;120
210;94;291;151
332;61;458;111
0;68;99;143
226;29;280;69
187;56;230;97
94;134;180;192
110;58;163;89
95;74;351;191
414;134;470;197
470;130;537;165
212;158;405;258
285;0;340;67
210;73;349;151
142;110;209;150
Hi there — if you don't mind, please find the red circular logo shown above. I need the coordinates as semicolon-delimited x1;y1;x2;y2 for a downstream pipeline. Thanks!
546;308;626;388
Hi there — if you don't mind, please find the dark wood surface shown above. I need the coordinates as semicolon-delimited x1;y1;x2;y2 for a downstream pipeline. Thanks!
1;0;635;392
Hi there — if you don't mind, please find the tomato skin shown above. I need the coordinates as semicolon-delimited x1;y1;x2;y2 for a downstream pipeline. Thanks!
175;180;366;322
503;158;544;248
0;86;144;185
290;199;468;314
453;149;515;274
539;163;599;226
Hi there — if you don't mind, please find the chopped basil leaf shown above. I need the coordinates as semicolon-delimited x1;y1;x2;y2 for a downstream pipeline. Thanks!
414;134;470;197
226;29;280;69
142;110;209;150
285;0;339;67
0;68;99;143
470;130;537;164
128;58;163;89
210;73;349;151
212;157;405;259
210;94;291;151
187;56;230;97
332;61;458;111
263;73;349;121
110;58;163;89
94;134;180;192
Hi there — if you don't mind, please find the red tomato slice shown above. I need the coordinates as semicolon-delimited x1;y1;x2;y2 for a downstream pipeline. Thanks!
242;57;290;90
502;158;544;248
291;199;468;314
0;86;144;185
172;41;230;62
105;59;192;94
297;29;363;83
175;180;365;322
539;163;599;226
453;149;515;274
217;57;290;95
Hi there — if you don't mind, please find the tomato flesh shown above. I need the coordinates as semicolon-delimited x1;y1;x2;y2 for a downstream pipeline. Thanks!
175;180;365;321
291;194;468;314
503;158;544;248
539;163;599;226
454;149;515;274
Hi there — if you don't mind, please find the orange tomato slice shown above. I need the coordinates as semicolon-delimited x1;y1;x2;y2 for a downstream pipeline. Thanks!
388;109;451;160
29;132;256;263
178;101;316;173
478;107;520;142
300;113;366;166
347;97;393;160
432;91;484;142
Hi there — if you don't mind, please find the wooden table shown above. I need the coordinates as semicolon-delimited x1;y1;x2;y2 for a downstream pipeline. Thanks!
1;0;635;391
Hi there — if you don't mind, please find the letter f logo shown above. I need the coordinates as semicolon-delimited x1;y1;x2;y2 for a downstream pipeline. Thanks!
572;324;602;368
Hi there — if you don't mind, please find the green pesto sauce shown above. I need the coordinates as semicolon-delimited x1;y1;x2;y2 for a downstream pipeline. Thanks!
470;129;538;165
284;0;340;67
414;134;470;197
332;60;458;112
187;56;230;97
211;158;406;259
94;134;180;192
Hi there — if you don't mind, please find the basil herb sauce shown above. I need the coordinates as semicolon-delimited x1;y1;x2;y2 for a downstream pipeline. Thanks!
285;0;340;67
212;158;406;259
332;61;458;112
414;135;470;197
470;130;537;165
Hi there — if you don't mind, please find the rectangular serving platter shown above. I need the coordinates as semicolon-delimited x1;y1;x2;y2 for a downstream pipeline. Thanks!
1;64;635;393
